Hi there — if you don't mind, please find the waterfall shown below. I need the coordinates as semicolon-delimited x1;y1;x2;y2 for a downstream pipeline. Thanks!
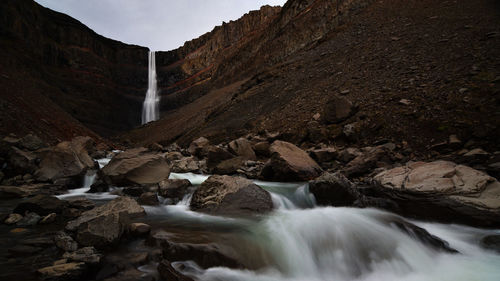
142;51;159;124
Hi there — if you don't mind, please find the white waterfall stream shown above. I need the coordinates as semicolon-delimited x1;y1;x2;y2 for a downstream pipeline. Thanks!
141;51;159;124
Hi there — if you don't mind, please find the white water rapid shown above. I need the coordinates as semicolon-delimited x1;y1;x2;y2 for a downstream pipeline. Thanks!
141;51;159;124
56;167;500;281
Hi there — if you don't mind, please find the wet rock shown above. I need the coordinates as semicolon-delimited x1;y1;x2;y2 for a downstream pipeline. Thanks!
322;95;356;124
16;212;41;226
261;140;322;181
190;175;273;216
37;262;86;280
89;178;109;193
158;179;191;200
480;235;500;252
158;260;195;281
161;240;241;269
137;192;159;205
205;146;234;169
187;137;210;157
55;231;78;252
68;198;95;211
253;141;270;157
391;220;458;253
4;213;23;224
101;148;170;186
374;161;500;227
63;246;101;264
129;223;151;236
14;195;68;216
309;172;362;206
35;136;96;183
228;138;256;160
66;197;145;248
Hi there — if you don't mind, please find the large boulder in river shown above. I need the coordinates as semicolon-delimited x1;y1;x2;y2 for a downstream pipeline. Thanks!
309;172;362;206
260;140;322;181
66;196;145;247
35;137;96;183
373;161;500;227
101;148;170;186
190;175;273;216
187;137;210;157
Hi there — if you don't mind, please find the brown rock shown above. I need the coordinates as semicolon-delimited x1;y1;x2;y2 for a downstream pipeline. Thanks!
37;262;86;280
101;148;170;186
206;146;234;168
35;136;96;183
253;141;270;157
190;175;273;216
309;172;362;206
228;138;256;160
158;260;195;281
187;137;210;157
14;195;68;216
138;192;159;206
129;222;151;236
322;95;355;124
260;140;322;181
158;179;192;199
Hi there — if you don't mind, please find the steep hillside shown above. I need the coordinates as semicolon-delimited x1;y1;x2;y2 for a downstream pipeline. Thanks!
0;0;148;140
124;0;500;155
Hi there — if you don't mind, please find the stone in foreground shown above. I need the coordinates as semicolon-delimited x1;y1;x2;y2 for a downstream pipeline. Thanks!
190;175;273;216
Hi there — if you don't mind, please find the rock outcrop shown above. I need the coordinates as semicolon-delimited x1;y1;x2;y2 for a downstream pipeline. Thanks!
190;175;273;216
374;161;500;227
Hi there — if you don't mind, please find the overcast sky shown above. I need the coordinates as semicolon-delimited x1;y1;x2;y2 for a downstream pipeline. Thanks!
34;0;287;51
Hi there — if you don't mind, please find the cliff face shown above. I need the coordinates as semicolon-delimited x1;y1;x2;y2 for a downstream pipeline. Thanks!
0;0;148;140
155;5;282;110
124;0;500;154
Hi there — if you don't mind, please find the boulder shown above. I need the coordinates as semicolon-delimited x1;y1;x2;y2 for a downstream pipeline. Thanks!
138;192;159;205
158;179;191;200
190;175;273;216
343;145;393;177
0;184;52;198
213;157;246;175
63;247;101;264
260;141;322;181
228;138;256;160
374;161;500;227
309;147;338;164
101;148;170;186
54;231;78;252
35;137;96;183
16;212;41;226
8;146;38;175
187;137;210;157
322;95;355;124
309;172;362;206
66;196;145;247
14;195;68;216
171;157;201;173
205;146;234;168
19;134;47;151
253;141;270;157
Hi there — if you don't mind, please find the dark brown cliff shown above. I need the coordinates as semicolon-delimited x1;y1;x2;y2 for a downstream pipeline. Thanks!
124;0;500;155
0;0;148;141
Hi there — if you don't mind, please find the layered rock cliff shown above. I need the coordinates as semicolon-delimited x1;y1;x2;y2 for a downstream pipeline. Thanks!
0;0;148;141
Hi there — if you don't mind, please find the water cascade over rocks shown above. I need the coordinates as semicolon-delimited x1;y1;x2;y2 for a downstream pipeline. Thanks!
142;51;159;124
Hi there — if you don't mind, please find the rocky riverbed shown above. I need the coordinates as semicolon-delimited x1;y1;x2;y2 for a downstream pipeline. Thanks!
1;134;500;280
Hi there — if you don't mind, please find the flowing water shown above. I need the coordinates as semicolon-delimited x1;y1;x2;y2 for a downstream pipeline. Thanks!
142;51;159;124
55;164;500;281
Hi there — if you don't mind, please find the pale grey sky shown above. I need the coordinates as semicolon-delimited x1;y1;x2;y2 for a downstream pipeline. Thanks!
34;0;287;51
